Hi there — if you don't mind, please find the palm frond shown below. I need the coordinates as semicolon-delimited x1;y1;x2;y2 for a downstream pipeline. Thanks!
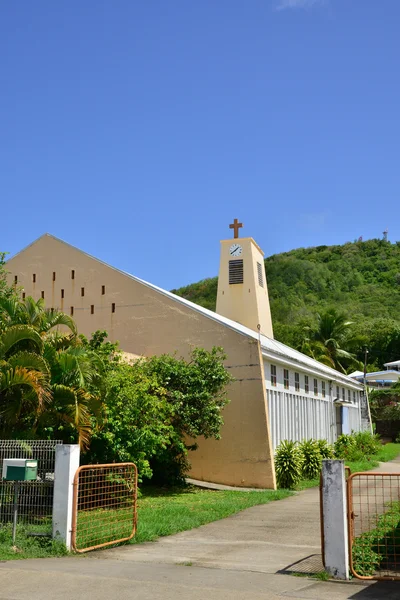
42;310;77;336
6;351;50;376
0;325;43;358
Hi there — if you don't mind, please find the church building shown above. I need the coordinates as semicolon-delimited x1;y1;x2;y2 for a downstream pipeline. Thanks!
7;223;365;489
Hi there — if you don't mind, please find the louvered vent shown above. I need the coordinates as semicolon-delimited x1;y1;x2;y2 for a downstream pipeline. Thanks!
229;259;244;284
257;262;264;287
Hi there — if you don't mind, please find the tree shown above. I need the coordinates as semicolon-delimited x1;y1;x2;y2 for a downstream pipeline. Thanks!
300;308;361;373
0;325;52;436
0;294;105;448
85;338;233;484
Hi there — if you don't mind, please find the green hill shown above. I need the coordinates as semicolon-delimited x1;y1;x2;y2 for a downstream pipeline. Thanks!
171;239;400;370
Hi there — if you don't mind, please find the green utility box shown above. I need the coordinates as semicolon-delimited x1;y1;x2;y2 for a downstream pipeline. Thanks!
2;458;38;481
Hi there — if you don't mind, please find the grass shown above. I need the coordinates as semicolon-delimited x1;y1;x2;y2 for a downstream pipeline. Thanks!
0;486;292;560
0;522;68;561
295;443;400;491
132;486;292;544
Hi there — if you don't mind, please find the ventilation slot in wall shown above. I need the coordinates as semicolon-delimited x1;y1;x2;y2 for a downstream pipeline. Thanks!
257;262;264;287
70;306;74;316
22;292;26;300
14;275;18;284
61;289;64;299
71;270;75;280
91;305;94;315
111;303;116;313
41;291;45;299
33;274;36;283
81;287;85;297
53;272;56;282
102;285;105;295
229;260;244;285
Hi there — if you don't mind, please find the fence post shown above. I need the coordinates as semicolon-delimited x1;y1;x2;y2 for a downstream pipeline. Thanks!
321;459;349;580
52;444;80;550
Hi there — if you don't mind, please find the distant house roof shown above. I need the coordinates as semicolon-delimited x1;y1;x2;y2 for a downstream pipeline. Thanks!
9;233;363;390
384;360;400;367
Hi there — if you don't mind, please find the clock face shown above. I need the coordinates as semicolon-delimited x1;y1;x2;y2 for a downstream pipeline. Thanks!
230;243;243;257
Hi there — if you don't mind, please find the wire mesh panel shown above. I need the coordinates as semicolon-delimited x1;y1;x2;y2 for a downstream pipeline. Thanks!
0;440;62;533
348;472;400;580
71;463;138;553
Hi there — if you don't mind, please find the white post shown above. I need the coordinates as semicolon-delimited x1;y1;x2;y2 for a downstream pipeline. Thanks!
52;444;80;550
321;459;349;580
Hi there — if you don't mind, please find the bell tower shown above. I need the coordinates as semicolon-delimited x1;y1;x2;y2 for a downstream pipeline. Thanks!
215;219;274;338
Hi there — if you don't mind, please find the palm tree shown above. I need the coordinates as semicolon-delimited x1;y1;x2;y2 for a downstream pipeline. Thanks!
0;325;52;435
0;296;104;448
301;308;360;373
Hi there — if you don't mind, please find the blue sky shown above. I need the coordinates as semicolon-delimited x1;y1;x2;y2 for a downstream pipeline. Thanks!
2;1;399;290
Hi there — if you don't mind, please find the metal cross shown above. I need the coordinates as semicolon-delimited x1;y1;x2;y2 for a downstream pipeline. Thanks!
229;218;243;239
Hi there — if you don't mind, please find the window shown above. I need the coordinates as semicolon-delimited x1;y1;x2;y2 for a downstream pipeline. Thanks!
33;274;36;283
81;287;85;297
295;372;300;392
91;305;94;315
53;272;56;282
41;291;45;299
70;306;74;316
111;303;116;313
61;289;64;299
305;375;309;393
71;270;75;280
284;369;289;389
342;387;345;400
348;389;351;403
314;378;318;396
336;385;340;399
229;260;244;284
257;262;264;287
322;381;326;398
271;364;277;386
102;285;105;295
353;391;356;404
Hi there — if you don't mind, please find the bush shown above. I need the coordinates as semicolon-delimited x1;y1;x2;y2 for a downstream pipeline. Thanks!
274;440;303;489
316;439;334;459
334;431;381;462
299;439;322;480
334;434;358;460
352;430;381;457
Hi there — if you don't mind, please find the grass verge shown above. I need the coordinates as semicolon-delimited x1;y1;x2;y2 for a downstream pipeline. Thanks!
295;443;400;491
0;486;292;560
0;523;67;561
133;486;292;544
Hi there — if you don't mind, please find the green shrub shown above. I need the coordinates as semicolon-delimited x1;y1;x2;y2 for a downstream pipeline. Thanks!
274;440;303;489
299;439;322;480
316;439;334;459
352;430;381;457
334;434;357;459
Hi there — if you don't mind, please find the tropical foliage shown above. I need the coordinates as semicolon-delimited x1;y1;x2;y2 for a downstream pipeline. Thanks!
0;295;104;448
84;335;233;483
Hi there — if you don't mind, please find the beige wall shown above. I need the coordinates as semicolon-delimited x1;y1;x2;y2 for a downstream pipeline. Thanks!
7;235;276;489
216;238;274;338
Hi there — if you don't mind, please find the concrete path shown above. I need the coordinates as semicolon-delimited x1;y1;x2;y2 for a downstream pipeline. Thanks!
1;460;400;599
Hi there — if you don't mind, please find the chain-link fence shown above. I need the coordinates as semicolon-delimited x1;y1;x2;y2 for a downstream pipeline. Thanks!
0;440;62;534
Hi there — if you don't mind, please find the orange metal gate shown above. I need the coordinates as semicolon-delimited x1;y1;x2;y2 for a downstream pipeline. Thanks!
347;472;400;580
71;463;138;553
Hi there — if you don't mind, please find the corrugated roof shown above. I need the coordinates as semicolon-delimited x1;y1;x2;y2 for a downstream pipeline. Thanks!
8;233;363;389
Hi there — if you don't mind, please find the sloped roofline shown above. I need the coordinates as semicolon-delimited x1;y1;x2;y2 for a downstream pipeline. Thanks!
8;233;362;389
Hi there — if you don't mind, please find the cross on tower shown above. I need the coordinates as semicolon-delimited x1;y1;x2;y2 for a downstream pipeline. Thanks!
229;218;243;239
